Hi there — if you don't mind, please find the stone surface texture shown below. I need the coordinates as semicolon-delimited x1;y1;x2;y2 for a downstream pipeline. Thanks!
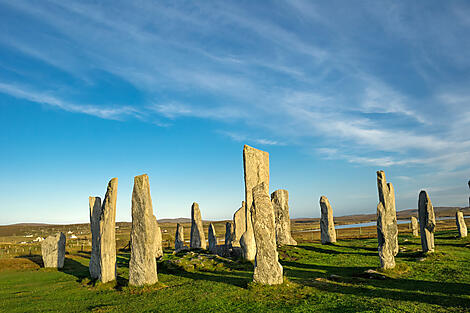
376;171;398;269
174;223;186;252
232;202;246;247
411;216;419;237
89;196;102;279
208;223;217;253
252;182;283;285
271;189;297;246
41;232;66;268
319;196;337;244
225;222;233;249
190;202;206;250
418;190;436;253
155;220;163;259
456;211;467;238
99;177;118;283
129;174;158;286
241;145;269;261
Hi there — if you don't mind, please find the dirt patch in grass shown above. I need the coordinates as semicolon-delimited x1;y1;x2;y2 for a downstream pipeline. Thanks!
0;256;42;271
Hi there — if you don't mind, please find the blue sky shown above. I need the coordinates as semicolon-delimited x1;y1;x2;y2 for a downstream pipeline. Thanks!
1;1;469;224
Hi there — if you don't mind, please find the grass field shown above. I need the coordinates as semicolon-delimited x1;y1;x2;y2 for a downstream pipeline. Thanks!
0;227;469;312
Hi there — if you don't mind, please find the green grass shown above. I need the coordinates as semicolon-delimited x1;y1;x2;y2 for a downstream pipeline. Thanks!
0;230;469;312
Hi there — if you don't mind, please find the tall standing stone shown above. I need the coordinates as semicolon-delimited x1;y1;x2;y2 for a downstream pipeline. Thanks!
271;190;297;246
376;171;398;269
232;202;246;247
155;220;163;259
174;223;186;252
225;222;233;249
411;216;419;237
240;145;269;261
100;178;118;283
129;174;158;286
456;211;467;238
41;232;66;268
418;190;436;253
190;202;206;250
89;196;102;279
319;196;337;244
208;223;217;253
252;183;283;285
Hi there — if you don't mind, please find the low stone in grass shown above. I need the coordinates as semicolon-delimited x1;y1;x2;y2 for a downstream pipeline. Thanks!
41;232;66;269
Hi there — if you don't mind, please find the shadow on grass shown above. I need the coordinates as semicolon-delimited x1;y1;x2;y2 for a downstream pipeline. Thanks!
296;245;377;257
163;268;251;288
60;257;90;282
15;254;43;267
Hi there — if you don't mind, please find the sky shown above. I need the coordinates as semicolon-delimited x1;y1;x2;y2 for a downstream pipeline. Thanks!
1;1;470;225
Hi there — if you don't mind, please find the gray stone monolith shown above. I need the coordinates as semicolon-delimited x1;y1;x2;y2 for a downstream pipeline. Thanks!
155;220;163;259
376;171;398;269
232;202;246;247
174;223;187;252
41;232;66;268
271;189;297;246
99;177;118;283
190;202;206;250
208;223;217;253
89;196;102;279
129;174;158;286
319;196;337;244
418;190;436;253
411;216;419;237
225;222;233;250
240;145;269;261
456;211;467;238
252;182;283;285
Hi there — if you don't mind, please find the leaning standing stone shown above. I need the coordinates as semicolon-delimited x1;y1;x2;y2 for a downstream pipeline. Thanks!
174;223;186;252
89;196;102;279
232;202;246;247
376;171;398;269
252;183;283;285
418;190;436;253
319;196;337;244
99;178;118;283
271;189;297;246
456;211;467;238
129;174;158;286
155;220;163;259
190;202;206;250
241;145;269;261
411;216;419;237
208;223;217;253
41;232;66;268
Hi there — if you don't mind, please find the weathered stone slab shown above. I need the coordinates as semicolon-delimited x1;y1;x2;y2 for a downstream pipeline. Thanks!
456;211;467;238
89;196;102;279
232;202;246;247
252;182;283;285
41;232;66;268
271;189;297;246
174;223;187;252
376;171;398;269
319;196;336;244
129;174;158;286
225;222;233;250
418;190;436;253
190;202;206;250
241;145;269;261
99;177;118;283
155;220;163;259
411;216;419;237
208;223;217;253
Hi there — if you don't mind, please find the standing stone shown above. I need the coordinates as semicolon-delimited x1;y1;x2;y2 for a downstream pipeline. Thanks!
190;202;206;250
89;196;102;279
271;190;297;246
232;202;246;247
319;196;337;244
99;178;118;283
456;211;467;238
418;190;436;253
411;216;419;237
252;183;283;285
225;222;233;249
174;223;186;252
240;145;269;261
468;180;470;207
376;171;398;269
208;223;217;253
41;232;66;268
155;220;163;259
129;174;158;286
